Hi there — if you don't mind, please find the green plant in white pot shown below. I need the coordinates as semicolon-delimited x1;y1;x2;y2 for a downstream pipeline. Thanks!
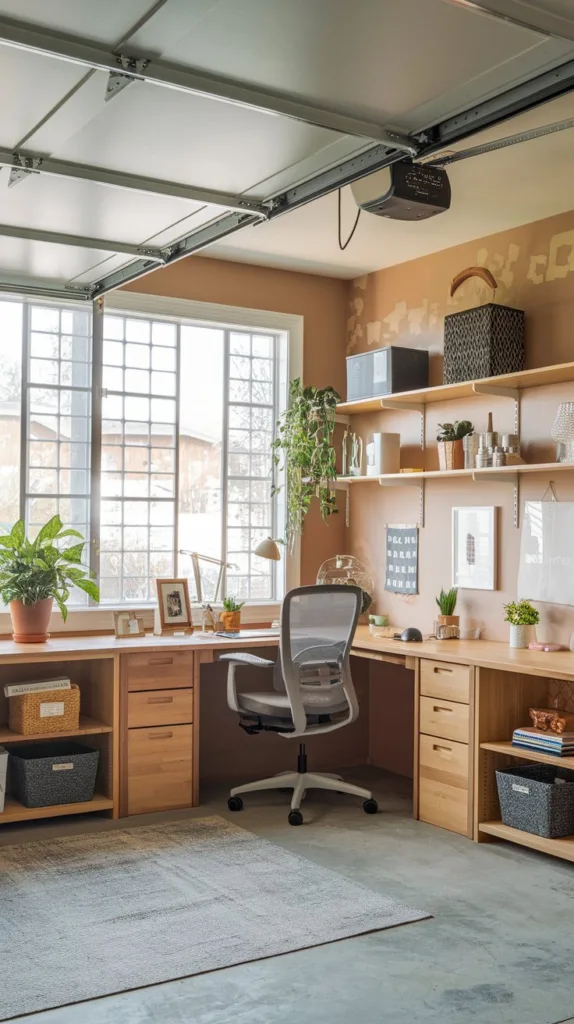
504;600;539;649
0;516;99;643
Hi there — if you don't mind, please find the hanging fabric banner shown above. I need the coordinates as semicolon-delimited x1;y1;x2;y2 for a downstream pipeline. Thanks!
518;499;574;606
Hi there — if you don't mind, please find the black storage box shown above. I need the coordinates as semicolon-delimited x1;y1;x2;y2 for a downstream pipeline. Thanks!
10;741;99;808
496;763;574;839
346;346;429;402
443;303;524;384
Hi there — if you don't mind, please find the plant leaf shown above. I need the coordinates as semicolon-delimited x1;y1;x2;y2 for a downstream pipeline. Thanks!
53;592;68;622
73;577;100;601
36;515;63;546
56;528;84;541
60;542;85;564
10;520;25;548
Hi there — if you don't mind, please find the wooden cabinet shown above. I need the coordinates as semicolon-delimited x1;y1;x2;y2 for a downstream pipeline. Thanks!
418;734;469;836
128;688;193;729
127;725;193;815
122;652;196;816
420;695;469;744
125;651;194;691
420;659;470;704
417;659;473;837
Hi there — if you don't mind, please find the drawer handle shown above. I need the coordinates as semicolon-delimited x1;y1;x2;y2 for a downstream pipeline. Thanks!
148;657;174;666
433;666;453;675
147;696;174;704
149;730;173;740
433;705;452;713
433;743;452;753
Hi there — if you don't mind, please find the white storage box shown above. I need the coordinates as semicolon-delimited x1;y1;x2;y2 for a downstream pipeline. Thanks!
0;746;8;813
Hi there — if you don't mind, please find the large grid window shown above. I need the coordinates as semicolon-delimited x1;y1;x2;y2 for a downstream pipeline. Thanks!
0;296;286;609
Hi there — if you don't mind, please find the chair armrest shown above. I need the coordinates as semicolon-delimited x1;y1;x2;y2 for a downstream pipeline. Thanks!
220;652;275;713
219;653;275;667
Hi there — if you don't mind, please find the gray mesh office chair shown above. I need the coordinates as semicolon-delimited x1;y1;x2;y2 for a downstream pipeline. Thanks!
221;584;378;825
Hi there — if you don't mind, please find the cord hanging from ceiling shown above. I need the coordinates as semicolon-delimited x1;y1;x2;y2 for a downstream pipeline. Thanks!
338;188;361;250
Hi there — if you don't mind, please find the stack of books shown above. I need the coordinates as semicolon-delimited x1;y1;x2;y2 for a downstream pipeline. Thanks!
512;726;574;757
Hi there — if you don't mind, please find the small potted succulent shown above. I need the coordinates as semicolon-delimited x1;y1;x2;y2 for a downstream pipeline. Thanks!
220;597;245;631
504;599;540;649
435;587;459;639
437;420;474;471
0;516;99;643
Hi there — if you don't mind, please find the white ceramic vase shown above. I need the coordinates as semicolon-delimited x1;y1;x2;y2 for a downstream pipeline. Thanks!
509;623;534;649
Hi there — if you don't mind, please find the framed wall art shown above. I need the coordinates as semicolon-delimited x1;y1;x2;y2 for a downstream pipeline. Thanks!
385;524;419;594
452;506;497;591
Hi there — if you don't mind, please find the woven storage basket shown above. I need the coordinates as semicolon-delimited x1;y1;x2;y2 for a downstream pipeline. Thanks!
8;683;80;736
443;267;524;385
496;763;574;839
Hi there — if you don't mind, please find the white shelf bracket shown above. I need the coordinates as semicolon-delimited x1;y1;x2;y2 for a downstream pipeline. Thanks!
472;383;521;435
380;399;425;448
472;471;520;527
378;476;425;526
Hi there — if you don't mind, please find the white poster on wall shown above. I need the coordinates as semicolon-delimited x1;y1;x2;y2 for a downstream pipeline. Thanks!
517;500;574;606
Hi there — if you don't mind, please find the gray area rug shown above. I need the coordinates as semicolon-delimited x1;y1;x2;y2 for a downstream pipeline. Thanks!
0;815;429;1020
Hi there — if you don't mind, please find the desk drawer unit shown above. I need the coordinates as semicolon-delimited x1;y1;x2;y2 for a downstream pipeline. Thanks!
418;734;469;835
420;659;470;704
420;695;469;744
126;652;194;691
127;724;193;815
128;688;193;729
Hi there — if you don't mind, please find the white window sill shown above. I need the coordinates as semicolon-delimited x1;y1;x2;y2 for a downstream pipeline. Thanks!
0;602;281;636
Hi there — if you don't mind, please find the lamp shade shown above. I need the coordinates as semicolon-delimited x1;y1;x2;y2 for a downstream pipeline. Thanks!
254;537;281;561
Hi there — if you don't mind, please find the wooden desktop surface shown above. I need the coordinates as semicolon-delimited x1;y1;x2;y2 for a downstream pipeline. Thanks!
0;626;572;681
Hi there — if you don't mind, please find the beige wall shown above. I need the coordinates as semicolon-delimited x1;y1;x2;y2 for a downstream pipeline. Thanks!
346;210;574;644
126;254;349;584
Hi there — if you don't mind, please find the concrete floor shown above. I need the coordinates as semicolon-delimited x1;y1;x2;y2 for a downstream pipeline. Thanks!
6;767;574;1024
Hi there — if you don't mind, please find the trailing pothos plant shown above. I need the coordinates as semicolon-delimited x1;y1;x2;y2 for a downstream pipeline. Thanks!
0;515;99;620
272;379;340;546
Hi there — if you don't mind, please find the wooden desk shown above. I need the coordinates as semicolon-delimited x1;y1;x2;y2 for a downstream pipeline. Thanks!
351;627;574;863
2;627;574;864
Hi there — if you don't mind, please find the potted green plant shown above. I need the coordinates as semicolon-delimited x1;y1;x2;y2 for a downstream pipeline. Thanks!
435;587;459;639
220;597;245;631
0;516;99;643
437;420;474;471
504;599;539;649
272;379;340;547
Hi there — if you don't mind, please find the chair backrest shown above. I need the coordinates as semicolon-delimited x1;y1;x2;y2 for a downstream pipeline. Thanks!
278;584;362;735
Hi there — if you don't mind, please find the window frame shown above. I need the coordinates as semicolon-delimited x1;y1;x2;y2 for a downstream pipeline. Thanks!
0;292;302;632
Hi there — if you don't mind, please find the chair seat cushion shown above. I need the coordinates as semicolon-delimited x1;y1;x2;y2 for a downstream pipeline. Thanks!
238;688;348;719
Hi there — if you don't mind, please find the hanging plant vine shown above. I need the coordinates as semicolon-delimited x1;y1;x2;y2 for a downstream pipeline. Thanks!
272;378;340;547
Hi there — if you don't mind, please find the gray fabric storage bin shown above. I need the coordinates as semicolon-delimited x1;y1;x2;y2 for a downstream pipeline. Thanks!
10;741;99;808
496;763;574;839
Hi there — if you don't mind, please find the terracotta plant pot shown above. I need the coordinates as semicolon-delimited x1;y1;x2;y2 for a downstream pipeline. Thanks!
9;597;53;643
438;439;464;471
220;610;241;631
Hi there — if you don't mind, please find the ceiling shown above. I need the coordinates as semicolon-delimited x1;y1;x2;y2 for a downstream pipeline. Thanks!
0;0;573;296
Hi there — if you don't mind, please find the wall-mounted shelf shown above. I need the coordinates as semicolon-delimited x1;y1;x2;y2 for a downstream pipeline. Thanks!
337;360;574;415
337;461;574;528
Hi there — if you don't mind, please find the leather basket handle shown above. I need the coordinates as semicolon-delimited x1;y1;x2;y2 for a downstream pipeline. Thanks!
450;266;497;298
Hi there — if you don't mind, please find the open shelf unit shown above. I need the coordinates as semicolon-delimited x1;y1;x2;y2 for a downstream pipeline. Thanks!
479;821;574;863
1;793;114;824
480;740;574;769
337;360;574;415
0;656;117;827
336;361;574;526
0;716;113;745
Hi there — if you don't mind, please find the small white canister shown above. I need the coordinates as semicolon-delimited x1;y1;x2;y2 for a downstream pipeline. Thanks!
366;433;401;476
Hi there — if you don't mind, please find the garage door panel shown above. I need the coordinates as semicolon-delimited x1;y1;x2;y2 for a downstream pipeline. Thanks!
0;173;212;246
48;83;341;196
0;0;157;45
127;0;574;130
0;47;89;148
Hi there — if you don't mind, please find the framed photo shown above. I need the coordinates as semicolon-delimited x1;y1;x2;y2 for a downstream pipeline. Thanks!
113;610;146;638
155;578;192;633
452;506;497;591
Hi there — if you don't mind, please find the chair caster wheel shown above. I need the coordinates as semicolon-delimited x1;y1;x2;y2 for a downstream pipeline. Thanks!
288;809;303;826
363;798;378;814
228;796;244;812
